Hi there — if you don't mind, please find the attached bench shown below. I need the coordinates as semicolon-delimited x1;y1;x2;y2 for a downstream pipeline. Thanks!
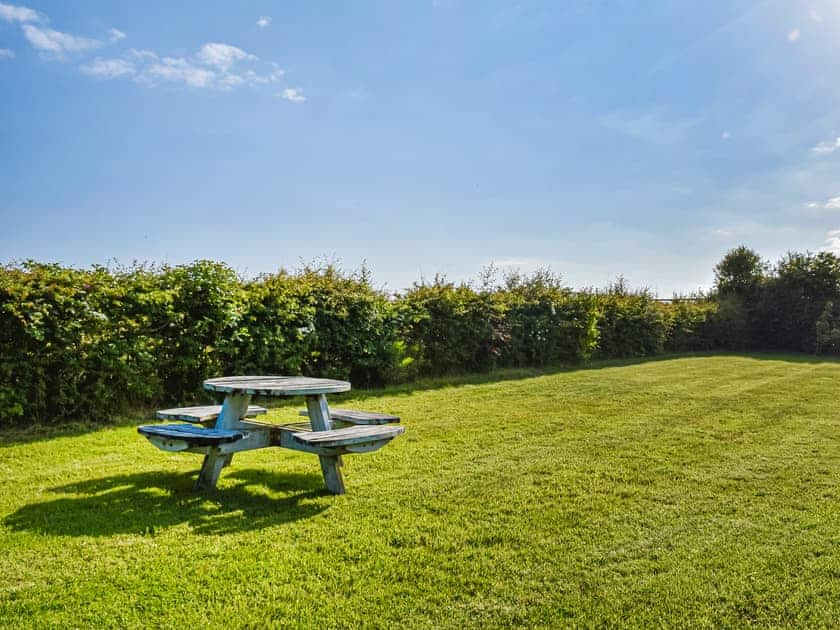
156;404;267;424
138;424;245;452
278;424;405;455
299;408;400;426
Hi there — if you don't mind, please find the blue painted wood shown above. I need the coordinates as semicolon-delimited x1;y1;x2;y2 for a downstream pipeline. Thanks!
138;423;244;446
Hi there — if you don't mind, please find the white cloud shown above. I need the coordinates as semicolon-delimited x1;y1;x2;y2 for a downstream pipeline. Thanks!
132;43;282;90
788;27;800;42
0;47;14;58
824;230;840;255
143;56;216;88
0;2;41;23
280;87;306;102
128;48;158;60
4;5;288;94
256;16;271;29
22;24;101;56
196;42;256;71
721;130;731;140
809;9;822;23
805;196;840;210
81;57;135;79
812;137;840;155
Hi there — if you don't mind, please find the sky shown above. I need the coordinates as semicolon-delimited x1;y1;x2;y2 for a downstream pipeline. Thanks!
2;1;840;295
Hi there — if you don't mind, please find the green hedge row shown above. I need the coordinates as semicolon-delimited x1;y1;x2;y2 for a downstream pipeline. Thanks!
0;260;730;426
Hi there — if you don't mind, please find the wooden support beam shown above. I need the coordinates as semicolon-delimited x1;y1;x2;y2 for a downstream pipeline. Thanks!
195;448;226;491
195;393;252;490
305;394;346;495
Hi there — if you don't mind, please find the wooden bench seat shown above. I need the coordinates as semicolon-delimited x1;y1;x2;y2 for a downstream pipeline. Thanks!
280;424;404;455
298;408;400;425
156;404;267;424
138;423;245;452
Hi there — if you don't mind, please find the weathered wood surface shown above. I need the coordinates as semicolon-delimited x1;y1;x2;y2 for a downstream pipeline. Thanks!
138;423;244;446
278;424;403;456
196;448;227;491
156;404;267;423
291;425;404;448
141;377;404;496
306;393;346;494
299;408;400;425
204;376;350;397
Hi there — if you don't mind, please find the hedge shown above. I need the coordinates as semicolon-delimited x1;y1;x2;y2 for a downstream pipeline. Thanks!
3;249;838;426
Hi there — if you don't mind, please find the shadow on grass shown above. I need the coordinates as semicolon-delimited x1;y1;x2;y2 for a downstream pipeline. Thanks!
3;468;328;537
3;352;838;448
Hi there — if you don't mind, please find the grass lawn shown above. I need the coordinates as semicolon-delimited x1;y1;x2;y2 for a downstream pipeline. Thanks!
1;355;839;628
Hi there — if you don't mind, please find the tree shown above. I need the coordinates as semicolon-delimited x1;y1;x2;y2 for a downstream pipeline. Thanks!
714;246;767;297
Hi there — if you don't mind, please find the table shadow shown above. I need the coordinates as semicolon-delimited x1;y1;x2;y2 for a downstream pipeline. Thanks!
3;468;328;537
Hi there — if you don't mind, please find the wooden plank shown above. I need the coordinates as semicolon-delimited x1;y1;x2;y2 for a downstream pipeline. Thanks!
204;376;350;397
156;404;267;423
306;394;346;494
291;425;404;448
138;424;244;446
196;448;226;491
299;408;399;425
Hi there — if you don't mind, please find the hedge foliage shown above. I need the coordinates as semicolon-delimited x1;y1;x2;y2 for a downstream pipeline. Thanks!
3;247;839;425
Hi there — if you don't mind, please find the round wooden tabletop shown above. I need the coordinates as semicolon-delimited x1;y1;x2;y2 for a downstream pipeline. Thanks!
203;376;351;397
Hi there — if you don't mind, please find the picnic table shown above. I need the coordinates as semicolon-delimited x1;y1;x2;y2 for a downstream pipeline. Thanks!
138;376;404;494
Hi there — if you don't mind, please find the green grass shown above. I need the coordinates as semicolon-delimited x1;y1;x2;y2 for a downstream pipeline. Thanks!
1;354;840;628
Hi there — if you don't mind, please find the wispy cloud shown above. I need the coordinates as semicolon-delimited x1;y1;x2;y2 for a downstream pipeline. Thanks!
721;130;731;140
787;27;800;42
128;48;158;60
806;196;840;210
143;56;215;87
280;87;306;102
80;57;135;79
121;44;285;90
0;47;14;59
0;2;42;23
3;3;118;60
601;109;703;147
2;4;296;95
812;136;840;155
196;43;256;71
22;24;102;57
824;230;840;254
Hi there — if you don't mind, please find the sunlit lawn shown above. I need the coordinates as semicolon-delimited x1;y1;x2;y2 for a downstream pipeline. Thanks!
1;355;839;628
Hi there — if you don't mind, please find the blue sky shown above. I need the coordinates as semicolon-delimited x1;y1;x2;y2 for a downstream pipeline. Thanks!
2;1;839;294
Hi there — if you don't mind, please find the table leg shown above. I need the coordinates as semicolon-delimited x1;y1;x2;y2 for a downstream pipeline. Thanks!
306;394;346;495
195;392;252;491
196;447;226;491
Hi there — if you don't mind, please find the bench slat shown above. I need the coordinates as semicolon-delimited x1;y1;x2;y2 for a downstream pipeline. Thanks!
138;423;245;446
298;408;400;425
156;405;267;423
290;425;404;449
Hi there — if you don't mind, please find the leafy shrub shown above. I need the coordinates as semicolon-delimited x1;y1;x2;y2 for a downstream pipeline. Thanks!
495;269;598;366
663;300;718;352
816;301;840;354
5;247;840;427
220;265;397;387
594;281;666;358
398;279;504;375
0;262;163;425
156;261;244;402
754;252;840;352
